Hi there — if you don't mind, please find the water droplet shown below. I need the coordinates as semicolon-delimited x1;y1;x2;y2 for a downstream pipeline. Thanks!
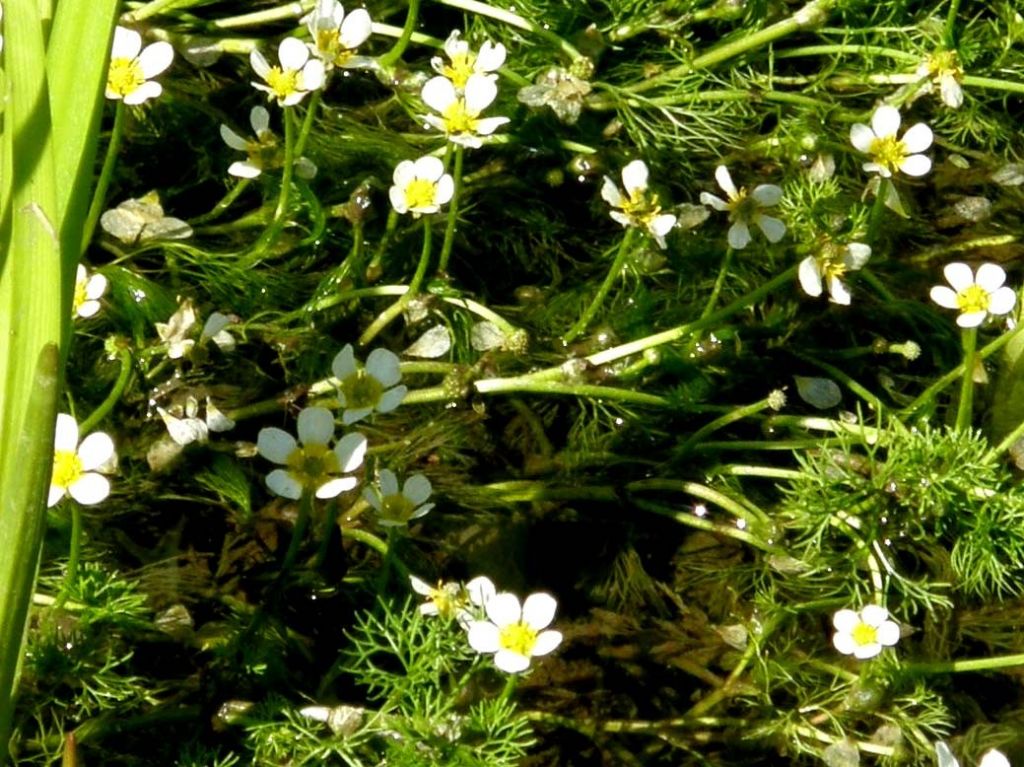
693;504;707;517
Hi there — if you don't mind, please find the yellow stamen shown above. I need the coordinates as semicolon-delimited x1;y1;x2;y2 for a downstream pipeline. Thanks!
339;370;385;410
108;57;145;97
266;67;300;100
442;100;478;134
869;135;907;175
499;622;539;656
956;285;991;314
851;622;878;647
52;450;84;490
442;52;476;89
285;443;340;488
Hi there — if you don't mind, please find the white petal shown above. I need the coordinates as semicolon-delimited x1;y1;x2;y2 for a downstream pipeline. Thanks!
476;41;506;72
473;116;510;137
827;276;852;306
975;263;1007;292
85;274;108;300
48;484;66;508
988;287;1017;316
899;154;932;177
532;629;562;656
403;474;432;505
751;184;782;206
123;81;162;105
849;123;875;153
957;311;987;328
378;386;407;414
412;155;445;182
979;750;1011;767
301;59;326;91
852;642;882;659
76;263;88;284
434;176;455;207
363;486;382;510
279;36;311;70
77;300;101;318
901;122;933;154
332;344;357;379
620;160;649;196
389;186;408;213
832;609;860;632
860;605;889;626
366;348;402;387
202;312;231;339
798;257;824;297
832;632;857;655
378;468;399;497
649;214;676;238
493;650;531;673
871;104;901;138
601;177;624;208
934;742;959;767
68;473;110;505
111;26;143;60
409;575;433;596
464;73;498;114
221;124;249;151
728;222;751;250
863;161;890;177
756;215;786;243
466;576;496;607
485;592;522;627
930;286;959;309
521;592;557;630
699;192;729;212
421;76;457;113
609;211;631;228
297;406;335;446
408;503;434;520
714;165;737;198
944;262;975;292
342;407;373;425
940;77;963;109
316;476;357;499
339;9;372;49
468;622;501;653
257;427;297;464
843;243;872;269
77;432;115;471
875;621;900;646
251;105;270;133
443;30;465;58
250;49;271;78
137;41;174;79
266;468;303;499
54;413;80;452
334;432;367;472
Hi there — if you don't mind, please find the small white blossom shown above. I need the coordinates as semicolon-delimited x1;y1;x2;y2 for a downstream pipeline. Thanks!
220;106;317;179
49;414;116;507
251;37;325;107
256;406;367;500
832;605;899;659
798;242;871;305
364;469;434;526
936;742;1010;767
106;26;174;104
850;105;933;178
156;300;236;359
431;30;506;90
700;165;786;249
331;345;407;424
74;264;108;319
389;156;454;217
930;262;1017;328
916;50;964;109
201;311;237;352
304;0;373;70
600;160;677;249
421;74;510;149
410;575;466;619
467;591;563;674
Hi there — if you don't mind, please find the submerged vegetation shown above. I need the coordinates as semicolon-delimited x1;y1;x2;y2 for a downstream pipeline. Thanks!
5;0;1024;764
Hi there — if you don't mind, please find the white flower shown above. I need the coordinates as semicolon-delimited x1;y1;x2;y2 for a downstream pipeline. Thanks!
156;298;198;359
409;575;465;619
49;414;116;507
157;395;234;446
916;50;964;109
936;742;1011;767
364;469;433;526
929;262;1017;328
465;575;496;608
700;165;786;249
256;406;367;500
388;156;454;217
74;264;108;319
467;591;563;673
220;107;317;180
798;242;871;305
850;105;933;178
831;605;899;659
106;26;174;104
431;30;506;90
304;0;372;70
600;160;677;249
421;74;510;149
331;344;407;424
201;311;237;352
251;37;325;107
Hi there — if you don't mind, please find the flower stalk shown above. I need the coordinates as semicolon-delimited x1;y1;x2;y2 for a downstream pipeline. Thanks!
955;326;977;432
563;228;638;343
359;218;434;345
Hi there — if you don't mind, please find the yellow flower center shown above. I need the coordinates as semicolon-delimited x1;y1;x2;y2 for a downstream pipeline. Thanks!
926;49;961;80
266;67;300;100
819;243;847;281
428;583;465;619
73;278;88;315
285;443;340;489
442;100;478;134
339;370;385;411
850;622;879;647
52;450;83;490
379;492;416;524
403;179;439;211
728;188;759;223
498;621;539;656
869;135;908;174
620;190;664;230
956;284;991;314
248;130;280;169
442;52;476;90
315;29;356;67
108;57;145;97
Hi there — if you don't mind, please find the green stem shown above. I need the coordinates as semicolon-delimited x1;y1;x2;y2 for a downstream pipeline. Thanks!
280;491;314;576
367;209;400;281
78;345;133;435
359;217;433;345
473;380;669;406
437;144;464;275
294;89;321;159
189;178;252;225
274;107;297;223
701;247;734;319
563;228;638;344
628;478;771;528
944;0;962;48
434;0;583;61
866;176;890;243
676;395;774;455
955;326;977;432
343;527;390;557
54;503;84;611
377;0;421;68
81;101;126;254
908;653;1024;674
